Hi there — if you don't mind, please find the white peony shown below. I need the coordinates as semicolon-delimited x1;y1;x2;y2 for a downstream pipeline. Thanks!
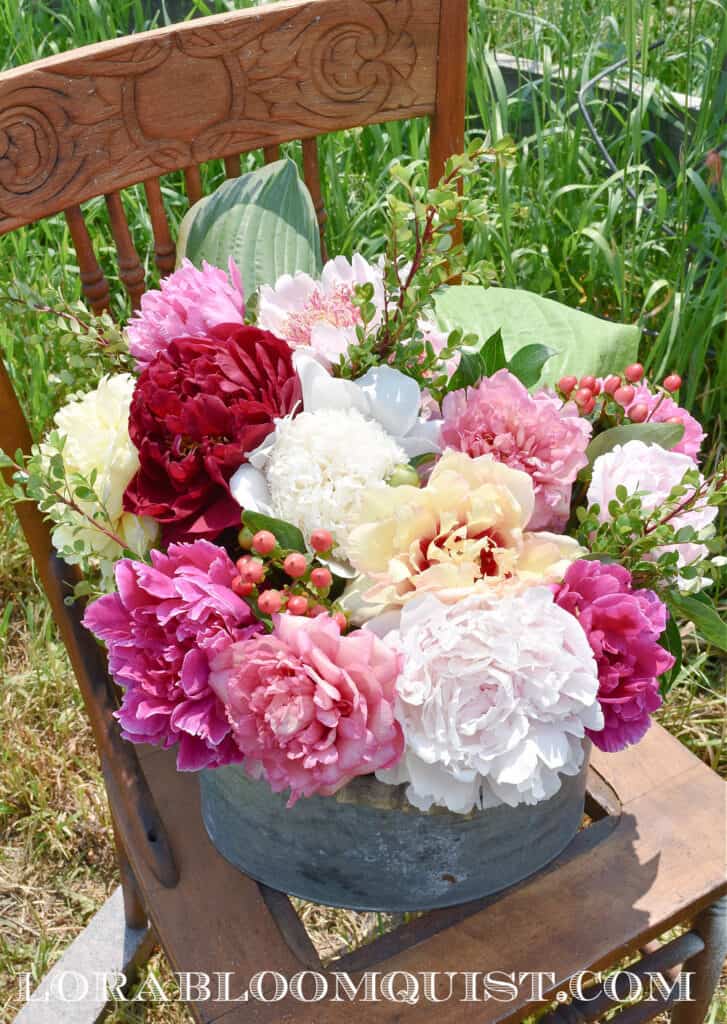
375;587;602;813
588;440;717;589
47;374;159;571
235;407;406;559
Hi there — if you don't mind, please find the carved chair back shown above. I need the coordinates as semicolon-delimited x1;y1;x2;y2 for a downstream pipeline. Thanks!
0;0;468;885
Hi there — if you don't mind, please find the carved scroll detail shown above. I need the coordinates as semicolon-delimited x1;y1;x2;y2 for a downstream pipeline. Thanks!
0;0;436;233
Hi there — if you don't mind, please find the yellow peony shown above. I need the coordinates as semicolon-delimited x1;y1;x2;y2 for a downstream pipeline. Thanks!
346;451;583;610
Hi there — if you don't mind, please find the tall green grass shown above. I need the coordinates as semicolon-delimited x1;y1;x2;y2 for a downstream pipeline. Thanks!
0;0;725;435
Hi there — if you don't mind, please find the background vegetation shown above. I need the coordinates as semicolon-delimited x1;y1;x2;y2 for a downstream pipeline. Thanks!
0;0;725;1020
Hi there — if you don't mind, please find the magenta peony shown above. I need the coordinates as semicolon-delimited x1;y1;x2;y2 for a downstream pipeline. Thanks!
554;559;674;752
83;540;262;771
123;324;301;541
441;369;591;531
126;258;245;368
209;613;404;804
623;381;704;461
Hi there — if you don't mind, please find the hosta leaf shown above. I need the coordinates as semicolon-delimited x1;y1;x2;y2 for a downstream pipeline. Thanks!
177;158;321;297
435;286;640;386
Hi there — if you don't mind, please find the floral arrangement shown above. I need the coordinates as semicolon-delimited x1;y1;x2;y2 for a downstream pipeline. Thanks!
4;153;724;816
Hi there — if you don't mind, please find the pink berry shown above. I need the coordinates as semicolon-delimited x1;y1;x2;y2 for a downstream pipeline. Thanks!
258;589;283;615
310;567;333;590
252;530;277;555
558;375;578;397
333;612;347;632
310;604;328;617
663;373;682;392
603;375;621;396
287;595;309;616
310;528;334;553
283;552;308;578
574;387;593;409
236;555;252;574
614;385;635;407
231;575;254;598
242;558;266;584
628;403;649;423
579;375;597;392
624;363;644;383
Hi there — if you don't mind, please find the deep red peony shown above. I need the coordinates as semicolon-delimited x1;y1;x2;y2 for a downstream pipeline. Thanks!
123;324;300;541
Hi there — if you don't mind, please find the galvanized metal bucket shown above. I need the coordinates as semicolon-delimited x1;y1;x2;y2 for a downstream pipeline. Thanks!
199;743;590;912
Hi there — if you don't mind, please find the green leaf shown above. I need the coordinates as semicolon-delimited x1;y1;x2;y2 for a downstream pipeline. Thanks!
659;614;682;694
242;510;306;553
668;593;727;652
584;422;685;472
434;286;640;386
447;329;507;391
507;344;553;388
177;158;321;297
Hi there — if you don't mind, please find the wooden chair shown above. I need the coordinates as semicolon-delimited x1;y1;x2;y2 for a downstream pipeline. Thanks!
1;2;725;1021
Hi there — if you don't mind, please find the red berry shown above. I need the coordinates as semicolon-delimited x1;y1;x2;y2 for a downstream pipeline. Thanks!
287;595;309;616
333;612;347;632
251;529;277;555
574;387;593;409
603;375;621;396
258;589;283;615
628;403;649;423
310;604;328;618
624;363;644;383
614;385;635;407
310;567;333;590
579;375;597;392
558;375;578;397
283;552;308;578
310;529;334;553
231;575;254;597
663;373;682;392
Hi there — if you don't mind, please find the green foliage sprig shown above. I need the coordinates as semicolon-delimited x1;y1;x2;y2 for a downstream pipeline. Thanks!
337;139;516;388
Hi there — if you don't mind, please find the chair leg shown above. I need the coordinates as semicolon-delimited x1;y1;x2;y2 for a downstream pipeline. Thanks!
671;895;727;1024
112;819;147;931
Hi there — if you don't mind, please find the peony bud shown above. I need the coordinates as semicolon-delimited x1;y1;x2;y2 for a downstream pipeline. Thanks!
388;463;421;488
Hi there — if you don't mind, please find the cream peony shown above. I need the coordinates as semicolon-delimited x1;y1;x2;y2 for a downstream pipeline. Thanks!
375;587;602;812
346;451;583;611
48;374;159;570
588;440;717;588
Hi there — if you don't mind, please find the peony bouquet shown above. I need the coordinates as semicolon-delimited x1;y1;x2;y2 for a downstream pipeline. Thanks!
5;153;725;817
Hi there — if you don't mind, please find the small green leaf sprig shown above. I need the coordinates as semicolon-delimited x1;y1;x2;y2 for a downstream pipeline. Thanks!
0;433;142;595
576;461;727;650
337;139;516;389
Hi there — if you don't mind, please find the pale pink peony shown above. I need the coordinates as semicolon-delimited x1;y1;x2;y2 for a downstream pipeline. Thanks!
623;382;704;461
441;370;591;531
83;540;261;770
126;258;245;368
257;254;384;363
209;613;404;804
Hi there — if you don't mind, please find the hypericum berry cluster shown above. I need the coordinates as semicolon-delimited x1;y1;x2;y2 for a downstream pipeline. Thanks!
557;364;682;423
231;526;347;629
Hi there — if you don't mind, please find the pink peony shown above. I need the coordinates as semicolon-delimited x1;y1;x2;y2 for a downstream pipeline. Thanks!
209;613;404;804
83;540;261;770
623;382;704;461
554;560;674;753
127;258;245;368
441;369;592;531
